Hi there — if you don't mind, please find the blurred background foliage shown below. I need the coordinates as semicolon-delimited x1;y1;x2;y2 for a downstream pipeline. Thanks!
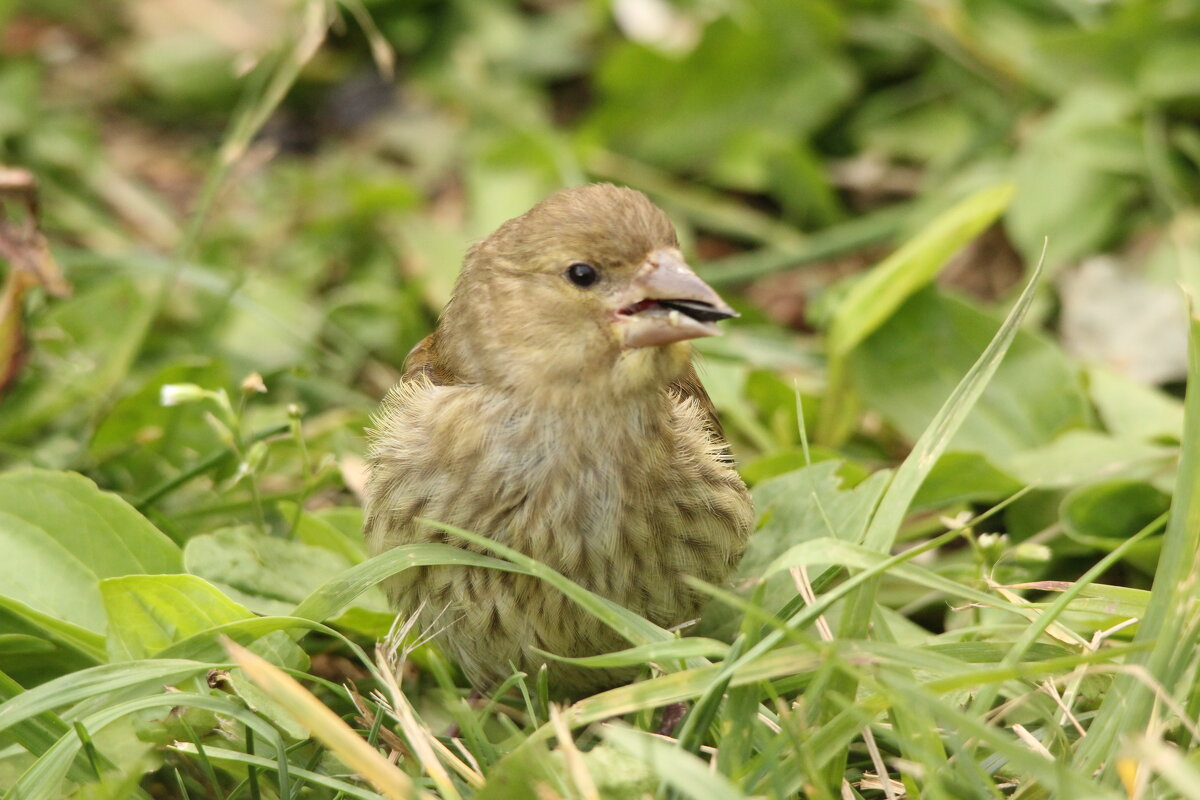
3;0;1196;481
2;0;1198;671
3;0;1200;796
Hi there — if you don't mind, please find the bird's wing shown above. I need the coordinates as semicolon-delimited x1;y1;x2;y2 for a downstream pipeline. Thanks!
365;333;456;461
402;333;459;385
669;362;735;464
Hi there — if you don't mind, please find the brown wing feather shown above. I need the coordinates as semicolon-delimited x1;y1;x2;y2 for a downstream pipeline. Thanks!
402;333;458;386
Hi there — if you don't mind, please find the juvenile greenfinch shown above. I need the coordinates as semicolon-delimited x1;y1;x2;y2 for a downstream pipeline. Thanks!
364;184;753;695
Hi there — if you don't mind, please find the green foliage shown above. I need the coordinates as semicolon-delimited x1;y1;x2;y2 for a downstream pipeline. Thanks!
851;288;1091;455
2;0;1200;797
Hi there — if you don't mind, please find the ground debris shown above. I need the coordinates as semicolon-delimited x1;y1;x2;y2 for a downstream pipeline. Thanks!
0;167;71;395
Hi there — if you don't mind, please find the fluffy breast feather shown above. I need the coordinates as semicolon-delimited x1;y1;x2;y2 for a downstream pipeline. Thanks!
363;372;752;693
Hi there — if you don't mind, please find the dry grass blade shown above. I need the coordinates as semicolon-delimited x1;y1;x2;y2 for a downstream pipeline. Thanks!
337;0;395;77
223;639;425;800
550;705;600;800
373;622;471;799
0;167;71;394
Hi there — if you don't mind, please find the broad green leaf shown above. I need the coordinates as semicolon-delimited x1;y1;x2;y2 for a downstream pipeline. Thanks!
0;596;104;686
1139;36;1200;100
693;358;773;451
155;616;324;661
0;279;154;443
912;451;1023;511
851;288;1090;457
1004;430;1175;489
851;93;975;168
699;460;889;638
0;470;181;674
693;326;821;373
99;574;255;661
1007;87;1140;266
0;634;55;657
0;470;180;588
586;1;855;184
1087;365;1185;441
217;274;323;371
752;461;889;552
827;182;1014;360
106;605;311;742
183;525;388;618
280;501;367;563
602;725;748;800
1062;480;1170;543
308;506;364;540
393;216;474;310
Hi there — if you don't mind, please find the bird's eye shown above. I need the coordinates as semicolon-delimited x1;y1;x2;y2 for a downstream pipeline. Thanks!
565;262;598;288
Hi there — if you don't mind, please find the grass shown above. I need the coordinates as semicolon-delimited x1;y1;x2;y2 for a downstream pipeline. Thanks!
2;1;1200;798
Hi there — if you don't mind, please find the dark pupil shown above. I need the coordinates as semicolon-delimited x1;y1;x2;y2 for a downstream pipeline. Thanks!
566;262;597;287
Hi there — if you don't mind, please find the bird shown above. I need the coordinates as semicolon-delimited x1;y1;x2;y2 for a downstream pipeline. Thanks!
363;183;754;696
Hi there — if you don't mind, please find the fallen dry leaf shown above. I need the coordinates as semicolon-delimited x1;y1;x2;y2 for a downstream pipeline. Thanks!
0;167;71;395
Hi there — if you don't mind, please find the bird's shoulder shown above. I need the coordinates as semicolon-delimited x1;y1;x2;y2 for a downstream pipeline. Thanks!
667;361;724;438
667;362;734;465
401;333;459;386
368;334;458;451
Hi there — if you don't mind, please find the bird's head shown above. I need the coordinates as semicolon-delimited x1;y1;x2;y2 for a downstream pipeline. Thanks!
437;184;737;395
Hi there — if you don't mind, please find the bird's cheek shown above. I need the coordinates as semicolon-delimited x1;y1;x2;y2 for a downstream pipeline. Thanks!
615;342;691;390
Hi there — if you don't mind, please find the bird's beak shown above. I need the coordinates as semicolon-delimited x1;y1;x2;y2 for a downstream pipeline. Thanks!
614;249;738;348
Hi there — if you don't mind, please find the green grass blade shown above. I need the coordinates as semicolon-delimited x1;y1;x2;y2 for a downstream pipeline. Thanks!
0;660;217;734
561;646;825;728
169;743;388;800
826;184;1016;361
841;251;1046;627
763;537;1027;615
427;520;674;646
879;672;1123;800
1075;311;1200;774
964;510;1166;723
813;251;1045;785
290;542;525;623
534;638;729;668
9;692;291;800
818;183;1016;442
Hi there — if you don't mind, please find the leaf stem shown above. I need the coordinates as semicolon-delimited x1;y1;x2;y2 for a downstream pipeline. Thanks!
134;422;289;511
